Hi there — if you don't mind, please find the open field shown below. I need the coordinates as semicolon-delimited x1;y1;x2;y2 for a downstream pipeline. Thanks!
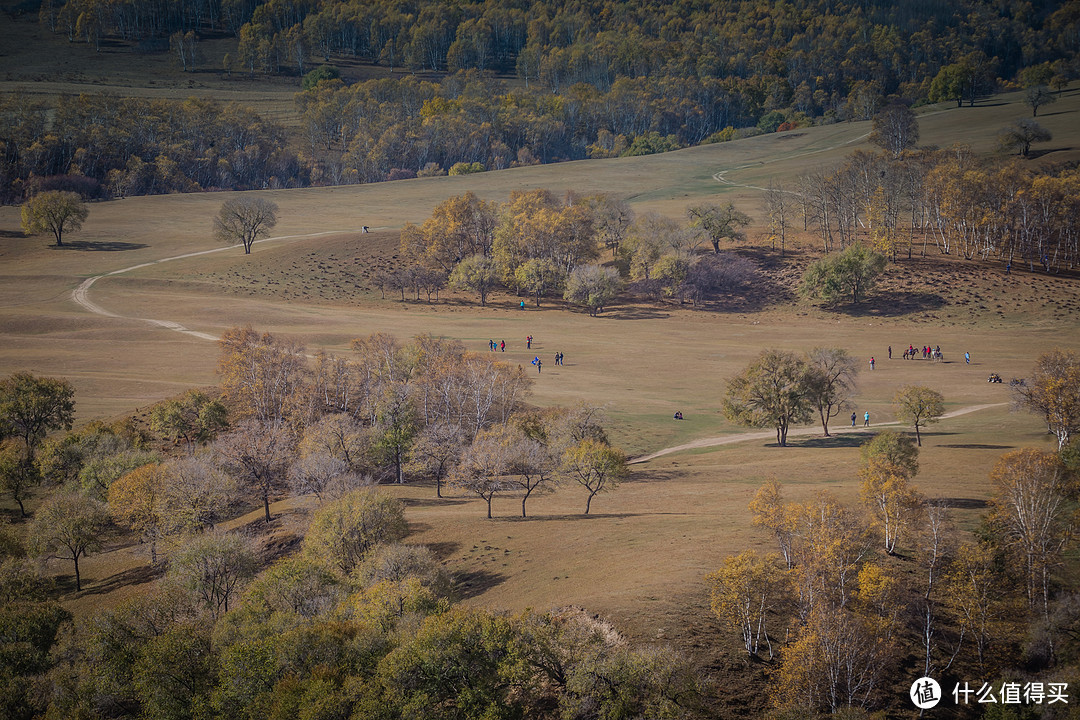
2;74;1080;711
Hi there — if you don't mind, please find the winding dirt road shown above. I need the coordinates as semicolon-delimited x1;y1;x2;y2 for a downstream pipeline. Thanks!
70;230;358;341
629;403;1008;464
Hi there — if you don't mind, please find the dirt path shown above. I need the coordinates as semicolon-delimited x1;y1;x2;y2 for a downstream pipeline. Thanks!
70;230;358;341
629;403;1008;463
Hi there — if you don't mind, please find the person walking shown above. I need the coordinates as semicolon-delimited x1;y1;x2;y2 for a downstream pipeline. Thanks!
851;412;857;427
965;351;970;365
864;411;870;427
526;335;532;349
500;340;505;352
869;357;875;370
536;357;542;373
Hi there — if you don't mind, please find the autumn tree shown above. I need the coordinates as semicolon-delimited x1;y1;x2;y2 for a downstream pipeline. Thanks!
762;180;792;256
561;437;627;515
20;191;88;246
892;385;945;446
868;102;919;157
28;492;109;591
723;349;814;447
799;244;888;305
505;425;559;518
302;489;408;574
449;253;499;306
707;550;790;658
149;389;228;451
563;264;620;316
108;463;170;565
1024;85;1056;117
1015;348;1080;450
943;542;1017;672
0;442;37;517
213;197;279;254
988;448;1076;619
168;532;257;618
216;419;295;523
804;347;859;437
0;371;76;464
218;326;308;424
997;119;1052;157
687;202;751;253
163;455;236;532
858;432;924;554
451;424;513;518
749;479;797;568
289;452;363;502
406;422;464;498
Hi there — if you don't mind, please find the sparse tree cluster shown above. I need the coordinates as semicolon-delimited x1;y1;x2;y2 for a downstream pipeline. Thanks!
722;347;860;445
715;428;1080;715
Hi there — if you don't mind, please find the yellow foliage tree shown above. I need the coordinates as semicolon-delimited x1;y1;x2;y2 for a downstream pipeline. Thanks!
707;550;790;658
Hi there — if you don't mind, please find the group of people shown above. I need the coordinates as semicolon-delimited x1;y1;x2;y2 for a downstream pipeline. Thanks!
894;344;945;361
481;336;563;374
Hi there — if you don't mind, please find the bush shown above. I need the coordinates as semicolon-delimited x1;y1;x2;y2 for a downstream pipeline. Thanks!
301;65;340;90
448;162;485;176
386;168;417;181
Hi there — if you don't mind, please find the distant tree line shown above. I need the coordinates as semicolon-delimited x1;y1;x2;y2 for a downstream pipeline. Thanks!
8;0;1077;200
0;92;304;203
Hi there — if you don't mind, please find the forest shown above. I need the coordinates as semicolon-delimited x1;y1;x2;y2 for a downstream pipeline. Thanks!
2;0;1078;199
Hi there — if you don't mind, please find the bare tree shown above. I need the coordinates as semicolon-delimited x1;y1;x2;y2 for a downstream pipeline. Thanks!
997;119;1052;157
213;197;279;254
216;420;294;523
868;103;919;157
804;348;860;437
762;179;793;256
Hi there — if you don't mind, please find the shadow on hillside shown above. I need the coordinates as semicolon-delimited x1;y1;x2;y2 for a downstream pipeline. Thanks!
50;240;148;251
0;229;26;239
402;496;471;508
832;290;947;317
602;306;672;320
1028;146;1072;159
536;512;643;521
939;443;1014;450
426;541;461;559
939;498;988;510
790;434;870;449
454;569;505;599
77;563;164;598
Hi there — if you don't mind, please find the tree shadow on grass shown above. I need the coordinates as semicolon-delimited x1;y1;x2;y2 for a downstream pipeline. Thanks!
49;240;149;251
938;498;988;510
425;541;461;560
454;569;506;600
0;230;26;239
75;562;165;598
828;290;947;318
401;496;471;508
938;443;1014;450
789;434;871;449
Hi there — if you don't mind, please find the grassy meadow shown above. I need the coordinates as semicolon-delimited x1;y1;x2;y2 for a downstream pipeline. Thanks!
2;70;1079;703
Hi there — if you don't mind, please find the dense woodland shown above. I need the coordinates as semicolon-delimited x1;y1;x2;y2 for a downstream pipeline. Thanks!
2;0;1079;199
3;334;1080;718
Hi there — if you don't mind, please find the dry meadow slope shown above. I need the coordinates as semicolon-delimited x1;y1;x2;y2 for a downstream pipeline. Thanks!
2;85;1080;676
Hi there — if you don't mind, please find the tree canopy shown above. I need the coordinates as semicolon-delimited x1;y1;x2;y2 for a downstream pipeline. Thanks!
213;197;279;254
20;191;88;246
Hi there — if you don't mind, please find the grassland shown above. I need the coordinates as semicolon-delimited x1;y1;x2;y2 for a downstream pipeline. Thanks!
2;69;1079;711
